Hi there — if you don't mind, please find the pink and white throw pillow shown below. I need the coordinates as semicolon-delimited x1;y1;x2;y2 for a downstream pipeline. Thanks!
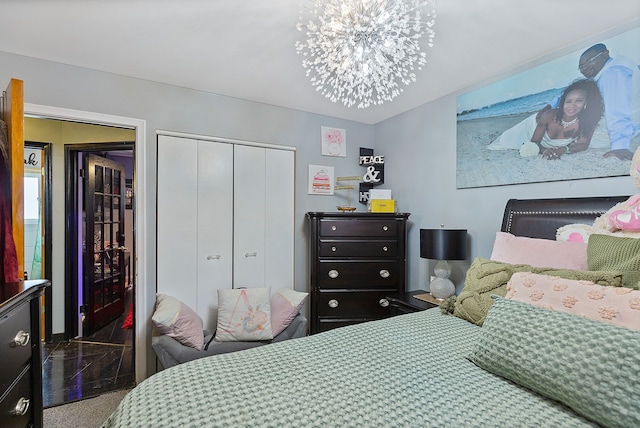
506;272;640;331
215;287;273;341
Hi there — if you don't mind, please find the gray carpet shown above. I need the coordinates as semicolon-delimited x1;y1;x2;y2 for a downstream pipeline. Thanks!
43;389;129;428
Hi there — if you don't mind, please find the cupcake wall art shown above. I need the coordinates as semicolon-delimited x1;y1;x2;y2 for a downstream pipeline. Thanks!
308;165;335;195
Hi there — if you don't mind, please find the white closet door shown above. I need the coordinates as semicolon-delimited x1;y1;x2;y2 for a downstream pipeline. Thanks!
233;145;266;288
265;149;295;290
157;136;198;310
196;140;233;328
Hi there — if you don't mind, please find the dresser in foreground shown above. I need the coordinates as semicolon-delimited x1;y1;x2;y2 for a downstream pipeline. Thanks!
307;212;410;334
0;280;49;428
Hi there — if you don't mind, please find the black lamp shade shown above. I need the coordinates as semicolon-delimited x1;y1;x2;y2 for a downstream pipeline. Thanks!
420;229;467;261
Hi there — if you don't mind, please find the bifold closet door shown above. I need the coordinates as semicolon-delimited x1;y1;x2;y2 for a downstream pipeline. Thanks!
157;136;233;328
157;136;198;310
233;145;266;288
264;149;295;290
233;146;294;290
196;140;233;324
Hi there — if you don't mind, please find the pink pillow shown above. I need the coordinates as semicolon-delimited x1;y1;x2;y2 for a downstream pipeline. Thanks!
490;232;588;270
152;294;204;349
270;289;308;336
506;272;640;331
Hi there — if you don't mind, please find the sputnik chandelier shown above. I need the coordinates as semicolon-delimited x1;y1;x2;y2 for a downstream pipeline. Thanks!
295;0;436;109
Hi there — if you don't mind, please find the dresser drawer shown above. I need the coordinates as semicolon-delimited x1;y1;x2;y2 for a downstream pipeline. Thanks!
319;240;398;258
317;261;400;288
0;365;33;428
316;291;391;318
319;218;398;237
0;302;32;393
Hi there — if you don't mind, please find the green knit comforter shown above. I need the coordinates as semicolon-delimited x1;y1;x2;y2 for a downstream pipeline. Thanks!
103;309;596;427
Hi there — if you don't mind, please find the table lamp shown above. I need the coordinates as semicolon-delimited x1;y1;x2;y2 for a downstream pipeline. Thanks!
420;227;468;300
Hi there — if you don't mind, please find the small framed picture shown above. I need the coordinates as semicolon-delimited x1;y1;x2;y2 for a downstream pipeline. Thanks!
308;165;334;195
321;126;346;157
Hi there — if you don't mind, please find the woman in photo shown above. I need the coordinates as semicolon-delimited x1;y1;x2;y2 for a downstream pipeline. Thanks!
488;79;604;160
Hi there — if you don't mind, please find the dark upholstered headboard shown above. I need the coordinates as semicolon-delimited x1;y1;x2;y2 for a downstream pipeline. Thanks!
501;196;629;240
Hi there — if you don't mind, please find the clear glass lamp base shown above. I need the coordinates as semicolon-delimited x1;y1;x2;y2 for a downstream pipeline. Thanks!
429;260;455;301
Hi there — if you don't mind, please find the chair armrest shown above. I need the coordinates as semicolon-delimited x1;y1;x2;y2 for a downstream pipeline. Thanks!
273;313;308;342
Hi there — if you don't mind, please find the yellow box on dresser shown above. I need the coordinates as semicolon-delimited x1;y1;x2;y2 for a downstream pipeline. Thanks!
369;199;396;212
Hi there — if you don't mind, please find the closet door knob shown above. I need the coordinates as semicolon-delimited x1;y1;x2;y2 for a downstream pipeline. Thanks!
328;269;339;279
12;330;30;347
379;269;390;278
379;298;389;308
328;299;339;308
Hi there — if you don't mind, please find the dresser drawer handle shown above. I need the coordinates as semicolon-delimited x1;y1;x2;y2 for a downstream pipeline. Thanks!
331;225;337;231
379;269;390;278
379;298;389;308
331;246;337;252
207;254;221;260
328;269;339;279
244;252;257;258
382;246;388;252
13;397;30;416
382;225;388;231
328;299;339;308
13;330;30;347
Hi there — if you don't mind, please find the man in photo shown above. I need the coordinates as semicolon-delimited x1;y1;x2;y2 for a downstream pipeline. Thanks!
578;43;640;160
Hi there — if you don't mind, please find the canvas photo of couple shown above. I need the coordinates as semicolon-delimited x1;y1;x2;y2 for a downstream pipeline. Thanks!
456;26;640;189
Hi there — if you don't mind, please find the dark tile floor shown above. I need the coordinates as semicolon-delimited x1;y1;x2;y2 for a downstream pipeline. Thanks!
42;303;135;408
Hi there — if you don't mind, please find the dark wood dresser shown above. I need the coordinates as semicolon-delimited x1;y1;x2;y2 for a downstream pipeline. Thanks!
0;280;49;428
307;212;410;334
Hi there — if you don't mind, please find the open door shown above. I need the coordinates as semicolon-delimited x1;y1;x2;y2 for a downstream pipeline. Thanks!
83;153;126;335
1;78;24;301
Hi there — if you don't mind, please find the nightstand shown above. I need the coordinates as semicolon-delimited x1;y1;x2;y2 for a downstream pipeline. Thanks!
386;290;439;316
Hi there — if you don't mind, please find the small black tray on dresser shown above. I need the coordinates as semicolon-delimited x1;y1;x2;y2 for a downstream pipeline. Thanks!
386;290;439;316
307;212;410;334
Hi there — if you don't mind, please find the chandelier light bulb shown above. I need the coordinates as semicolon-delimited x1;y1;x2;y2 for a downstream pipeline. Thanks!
296;0;436;109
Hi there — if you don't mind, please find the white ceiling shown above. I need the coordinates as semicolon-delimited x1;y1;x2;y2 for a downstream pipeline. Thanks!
2;1;639;124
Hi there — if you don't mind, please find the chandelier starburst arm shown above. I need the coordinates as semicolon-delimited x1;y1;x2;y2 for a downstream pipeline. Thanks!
296;0;437;109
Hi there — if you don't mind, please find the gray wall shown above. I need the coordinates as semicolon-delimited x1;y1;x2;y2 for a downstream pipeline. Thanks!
2;32;637;377
375;95;637;295
0;50;373;377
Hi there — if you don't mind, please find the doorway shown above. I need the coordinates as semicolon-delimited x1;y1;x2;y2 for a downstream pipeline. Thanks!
23;115;139;406
42;143;135;407
24;103;149;388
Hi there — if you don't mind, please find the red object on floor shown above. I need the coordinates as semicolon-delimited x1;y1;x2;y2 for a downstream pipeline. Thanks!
121;303;133;329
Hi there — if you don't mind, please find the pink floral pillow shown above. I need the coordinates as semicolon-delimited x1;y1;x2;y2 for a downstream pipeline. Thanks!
490;232;588;270
506;272;640;331
215;287;273;342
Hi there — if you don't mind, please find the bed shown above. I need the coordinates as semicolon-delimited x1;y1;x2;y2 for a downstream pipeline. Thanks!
103;195;639;428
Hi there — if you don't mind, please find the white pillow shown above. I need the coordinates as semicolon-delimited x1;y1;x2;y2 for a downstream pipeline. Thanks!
152;294;204;350
215;287;273;342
